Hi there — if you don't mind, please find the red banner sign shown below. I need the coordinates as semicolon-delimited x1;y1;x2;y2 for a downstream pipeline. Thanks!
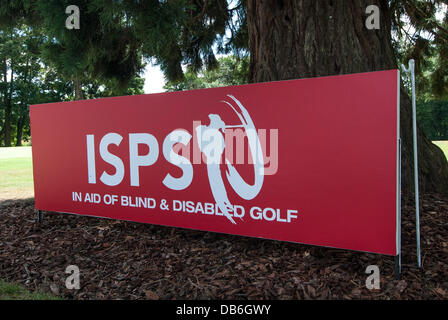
30;70;400;255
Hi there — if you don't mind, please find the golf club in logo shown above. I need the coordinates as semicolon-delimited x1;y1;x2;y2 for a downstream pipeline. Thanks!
196;95;265;224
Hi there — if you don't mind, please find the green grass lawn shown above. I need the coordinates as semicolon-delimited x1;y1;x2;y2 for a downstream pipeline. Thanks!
0;146;32;159
0;147;34;201
0;280;60;300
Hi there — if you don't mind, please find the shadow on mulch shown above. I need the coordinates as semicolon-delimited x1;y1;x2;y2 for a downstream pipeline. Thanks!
0;194;447;300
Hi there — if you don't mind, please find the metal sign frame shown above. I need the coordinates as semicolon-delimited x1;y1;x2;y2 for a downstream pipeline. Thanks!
402;60;422;268
397;59;422;279
396;70;402;279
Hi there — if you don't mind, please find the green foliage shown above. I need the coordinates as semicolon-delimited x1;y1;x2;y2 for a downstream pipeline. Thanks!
0;26;43;146
2;0;446;92
0;24;145;147
393;2;448;142
417;99;448;140
82;75;145;99
11;0;146;86
164;55;249;91
393;1;448;99
0;0;247;84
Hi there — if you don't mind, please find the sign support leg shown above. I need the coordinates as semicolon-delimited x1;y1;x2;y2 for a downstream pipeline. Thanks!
395;255;401;280
36;210;43;224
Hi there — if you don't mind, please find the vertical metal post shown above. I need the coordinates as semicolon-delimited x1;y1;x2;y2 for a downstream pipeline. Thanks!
401;59;422;269
396;138;402;280
37;210;43;224
395;70;402;280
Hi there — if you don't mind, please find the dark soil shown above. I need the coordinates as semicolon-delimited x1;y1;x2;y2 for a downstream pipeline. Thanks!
0;194;447;300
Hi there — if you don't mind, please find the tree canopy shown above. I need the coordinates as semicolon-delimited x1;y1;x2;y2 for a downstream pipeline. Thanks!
1;1;447;92
0;25;144;146
164;55;249;91
1;0;448;191
0;0;245;88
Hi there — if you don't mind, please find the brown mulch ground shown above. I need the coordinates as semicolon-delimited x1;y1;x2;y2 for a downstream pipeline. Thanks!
0;194;447;300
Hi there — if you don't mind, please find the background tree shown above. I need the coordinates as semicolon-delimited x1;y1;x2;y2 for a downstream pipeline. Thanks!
416;100;448;140
11;27;43;146
0;26;36;147
0;21;145;146
0;0;147;100
164;55;249;91
2;0;448;192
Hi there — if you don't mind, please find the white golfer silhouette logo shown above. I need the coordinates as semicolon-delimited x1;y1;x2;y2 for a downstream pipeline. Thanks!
196;95;264;224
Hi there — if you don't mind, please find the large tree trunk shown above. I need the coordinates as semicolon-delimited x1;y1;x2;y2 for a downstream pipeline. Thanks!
4;98;11;147
247;0;448;193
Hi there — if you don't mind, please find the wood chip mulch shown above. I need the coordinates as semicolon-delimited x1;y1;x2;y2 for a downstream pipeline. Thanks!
0;194;447;300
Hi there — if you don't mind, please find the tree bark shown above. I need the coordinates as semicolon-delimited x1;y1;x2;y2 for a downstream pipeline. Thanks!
74;77;84;100
3;59;12;147
15;114;24;146
247;0;448;193
4;98;11;147
0;126;4;146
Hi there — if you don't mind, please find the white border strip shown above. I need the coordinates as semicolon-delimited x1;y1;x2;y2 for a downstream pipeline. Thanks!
396;70;402;264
